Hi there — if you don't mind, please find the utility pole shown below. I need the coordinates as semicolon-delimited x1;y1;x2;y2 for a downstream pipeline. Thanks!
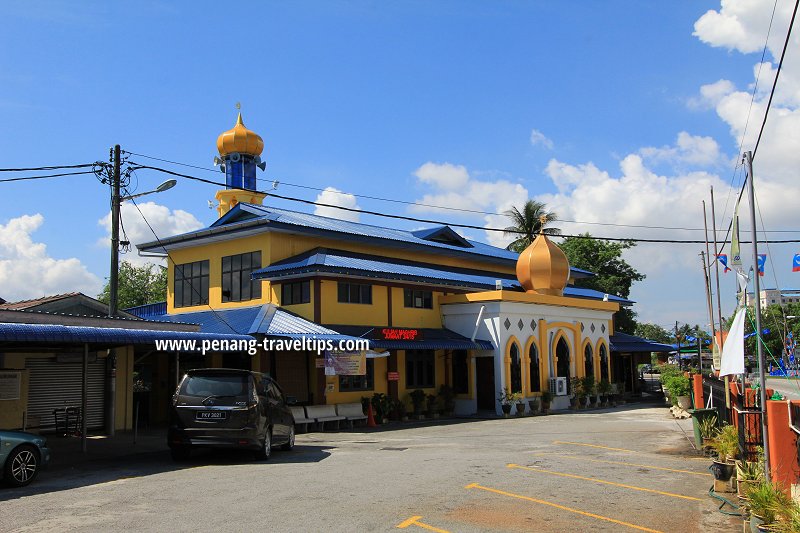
700;250;714;372
109;144;121;318
675;321;681;369
744;150;770;481
107;144;121;437
710;187;724;333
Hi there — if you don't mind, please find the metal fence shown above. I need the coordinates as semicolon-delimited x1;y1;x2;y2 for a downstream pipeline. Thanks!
703;376;731;424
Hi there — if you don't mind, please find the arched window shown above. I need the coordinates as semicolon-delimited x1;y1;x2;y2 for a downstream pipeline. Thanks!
584;344;594;378
556;336;570;391
510;343;522;394
529;343;541;393
600;344;609;382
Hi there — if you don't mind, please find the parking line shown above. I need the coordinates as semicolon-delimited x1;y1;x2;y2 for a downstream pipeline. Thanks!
465;482;663;533
552;440;709;460
396;516;450;533
507;464;703;501
529;452;710;476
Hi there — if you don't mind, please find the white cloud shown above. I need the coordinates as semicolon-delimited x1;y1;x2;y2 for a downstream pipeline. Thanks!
98;201;204;265
530;129;554;150
414;162;470;191
0;214;102;301
639;131;722;167
313;187;361;223
693;1;796;55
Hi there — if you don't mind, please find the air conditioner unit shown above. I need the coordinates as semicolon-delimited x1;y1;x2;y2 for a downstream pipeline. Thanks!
549;377;567;396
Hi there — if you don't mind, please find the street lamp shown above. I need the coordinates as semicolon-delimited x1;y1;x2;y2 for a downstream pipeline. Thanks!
121;179;177;201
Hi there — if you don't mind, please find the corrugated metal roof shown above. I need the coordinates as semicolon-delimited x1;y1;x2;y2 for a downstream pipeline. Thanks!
139;203;594;278
253;248;633;305
326;325;494;350
609;332;674;353
0;322;252;345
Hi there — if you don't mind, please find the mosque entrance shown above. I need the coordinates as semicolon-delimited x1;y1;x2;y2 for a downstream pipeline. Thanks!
475;356;496;411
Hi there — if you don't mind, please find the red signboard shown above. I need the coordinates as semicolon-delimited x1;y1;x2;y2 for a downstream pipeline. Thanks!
376;328;423;341
387;371;400;381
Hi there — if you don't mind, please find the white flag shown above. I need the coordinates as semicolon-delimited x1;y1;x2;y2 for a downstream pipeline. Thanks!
719;307;746;377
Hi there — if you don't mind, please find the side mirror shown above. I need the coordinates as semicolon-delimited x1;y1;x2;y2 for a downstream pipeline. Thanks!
285;396;297;406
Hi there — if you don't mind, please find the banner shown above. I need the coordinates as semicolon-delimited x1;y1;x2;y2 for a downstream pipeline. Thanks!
717;254;731;273
793;253;800;272
324;350;366;376
757;254;767;277
730;202;742;266
719;308;746;377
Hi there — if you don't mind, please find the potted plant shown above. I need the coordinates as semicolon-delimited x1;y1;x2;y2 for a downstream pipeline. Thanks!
581;375;596;408
745;480;793;531
498;388;513;416
736;459;763;499
410;389;426;418
570;377;582;409
512;392;526;416
438;384;455;416
541;391;552;414
665;374;692;410
710;423;738;482
597;379;612;407
528;397;540;415
371;393;392;424
697;415;719;454
426;393;439;418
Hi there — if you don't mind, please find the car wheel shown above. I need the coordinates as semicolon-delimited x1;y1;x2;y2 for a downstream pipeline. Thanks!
254;430;271;461
281;425;295;451
4;444;39;487
170;446;191;462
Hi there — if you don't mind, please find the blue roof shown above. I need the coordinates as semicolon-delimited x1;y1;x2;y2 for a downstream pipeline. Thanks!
138;203;593;278
0;322;252;346
129;303;364;341
325;325;494;350
253;248;632;305
609;332;674;353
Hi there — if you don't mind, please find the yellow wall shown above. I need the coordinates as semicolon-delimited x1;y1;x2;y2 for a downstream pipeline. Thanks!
0;354;28;430
324;356;388;404
319;279;389;326
391;287;444;328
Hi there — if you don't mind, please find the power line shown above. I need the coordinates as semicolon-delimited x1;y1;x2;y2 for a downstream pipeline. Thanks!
0;170;98;183
128;163;800;245
753;0;799;160
0;163;100;172
123;151;799;234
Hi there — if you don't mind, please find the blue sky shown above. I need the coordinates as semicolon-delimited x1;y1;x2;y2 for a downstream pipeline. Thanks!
2;1;798;331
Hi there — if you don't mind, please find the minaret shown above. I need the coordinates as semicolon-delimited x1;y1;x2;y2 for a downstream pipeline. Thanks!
515;215;571;296
213;111;267;217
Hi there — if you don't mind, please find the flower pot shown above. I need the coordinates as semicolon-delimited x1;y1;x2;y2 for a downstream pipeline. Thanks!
711;460;736;482
541;402;550;415
569;397;577;409
578;396;587;408
677;396;692;410
528;400;539;414
749;515;764;533
501;404;512;416
516;402;526;416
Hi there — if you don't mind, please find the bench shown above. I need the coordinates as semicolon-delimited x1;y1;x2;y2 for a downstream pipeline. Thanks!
305;405;346;431
336;403;368;428
290;406;314;433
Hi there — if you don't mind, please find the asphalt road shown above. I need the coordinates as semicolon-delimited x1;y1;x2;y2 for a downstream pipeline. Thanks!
1;406;739;532
766;377;800;400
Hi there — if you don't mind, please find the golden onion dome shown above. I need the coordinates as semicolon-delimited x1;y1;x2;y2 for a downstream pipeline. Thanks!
216;113;264;156
515;231;570;296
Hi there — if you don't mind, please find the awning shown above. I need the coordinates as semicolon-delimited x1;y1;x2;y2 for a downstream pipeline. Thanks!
610;332;675;353
324;325;494;350
0;322;253;348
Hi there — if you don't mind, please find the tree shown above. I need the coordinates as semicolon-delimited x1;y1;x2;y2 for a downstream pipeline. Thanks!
560;233;645;334
635;323;672;344
98;261;167;311
729;302;800;367
503;200;561;253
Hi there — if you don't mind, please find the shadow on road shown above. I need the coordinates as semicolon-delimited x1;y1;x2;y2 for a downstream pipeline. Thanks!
0;444;335;502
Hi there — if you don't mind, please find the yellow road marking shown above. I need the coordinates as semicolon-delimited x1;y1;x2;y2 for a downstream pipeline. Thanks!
552;440;710;460
396;516;450;533
530;452;710;476
465;482;663;533
507;464;703;501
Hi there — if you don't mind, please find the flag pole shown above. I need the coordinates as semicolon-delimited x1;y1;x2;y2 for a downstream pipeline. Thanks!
744;150;770;481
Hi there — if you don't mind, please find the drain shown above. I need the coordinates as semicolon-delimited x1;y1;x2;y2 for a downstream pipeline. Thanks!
380;447;408;451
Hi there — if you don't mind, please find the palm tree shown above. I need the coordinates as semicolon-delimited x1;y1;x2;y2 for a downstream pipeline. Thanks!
503;200;561;253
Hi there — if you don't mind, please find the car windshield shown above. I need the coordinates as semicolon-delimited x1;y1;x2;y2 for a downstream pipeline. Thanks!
181;375;248;398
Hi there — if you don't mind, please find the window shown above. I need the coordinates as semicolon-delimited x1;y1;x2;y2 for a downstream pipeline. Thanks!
281;281;310;305
406;350;435;388
510;343;522;394
339;359;374;391
404;289;433;309
584;344;594;378
600;344;609;382
174;260;209;308
453;350;469;394
222;251;261;303
338;282;372;304
529;343;541;393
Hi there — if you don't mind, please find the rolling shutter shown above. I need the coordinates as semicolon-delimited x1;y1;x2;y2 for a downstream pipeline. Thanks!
25;357;106;431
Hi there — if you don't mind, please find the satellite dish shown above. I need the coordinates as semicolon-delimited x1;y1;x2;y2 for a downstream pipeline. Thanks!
229;152;241;163
213;156;223;167
257;161;267;171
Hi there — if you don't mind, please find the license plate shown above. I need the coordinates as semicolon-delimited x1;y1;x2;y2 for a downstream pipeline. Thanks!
196;410;227;420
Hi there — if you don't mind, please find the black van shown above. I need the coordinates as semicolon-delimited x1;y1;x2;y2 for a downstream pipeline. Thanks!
168;369;295;461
